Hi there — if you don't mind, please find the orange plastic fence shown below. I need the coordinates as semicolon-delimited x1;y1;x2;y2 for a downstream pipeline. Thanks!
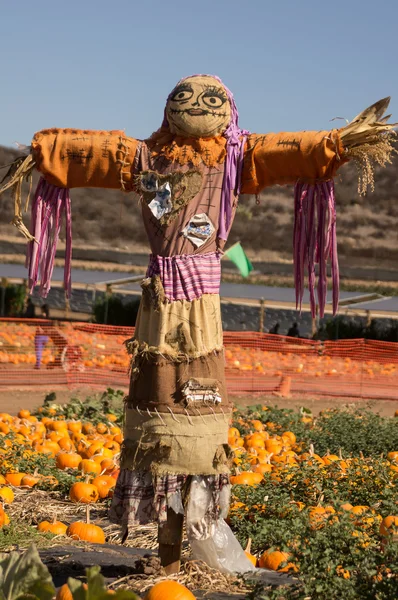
1;319;398;400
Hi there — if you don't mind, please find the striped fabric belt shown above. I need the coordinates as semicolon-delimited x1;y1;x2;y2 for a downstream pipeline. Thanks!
146;252;221;302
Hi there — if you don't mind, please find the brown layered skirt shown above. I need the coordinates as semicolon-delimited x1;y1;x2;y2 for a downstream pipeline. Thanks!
109;294;232;528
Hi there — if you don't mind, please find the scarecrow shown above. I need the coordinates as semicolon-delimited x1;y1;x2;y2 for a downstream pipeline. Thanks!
1;74;396;571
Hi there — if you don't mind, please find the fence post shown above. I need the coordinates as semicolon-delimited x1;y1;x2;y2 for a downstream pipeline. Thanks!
0;278;8;317
104;284;112;325
311;304;319;338
259;298;265;333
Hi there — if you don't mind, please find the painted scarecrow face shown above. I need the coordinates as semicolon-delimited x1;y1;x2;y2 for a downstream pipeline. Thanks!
166;76;231;138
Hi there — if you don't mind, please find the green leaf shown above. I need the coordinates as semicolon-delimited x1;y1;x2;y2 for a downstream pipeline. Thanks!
0;545;55;600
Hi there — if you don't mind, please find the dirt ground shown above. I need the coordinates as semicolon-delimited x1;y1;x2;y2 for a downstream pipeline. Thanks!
0;387;397;418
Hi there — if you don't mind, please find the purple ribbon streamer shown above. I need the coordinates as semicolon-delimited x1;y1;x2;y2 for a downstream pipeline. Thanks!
293;180;339;318
26;177;72;298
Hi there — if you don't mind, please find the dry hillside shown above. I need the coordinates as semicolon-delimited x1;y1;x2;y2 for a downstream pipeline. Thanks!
1;143;397;267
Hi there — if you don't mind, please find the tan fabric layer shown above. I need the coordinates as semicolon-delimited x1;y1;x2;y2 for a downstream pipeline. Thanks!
127;349;231;415
134;294;223;359
122;409;232;476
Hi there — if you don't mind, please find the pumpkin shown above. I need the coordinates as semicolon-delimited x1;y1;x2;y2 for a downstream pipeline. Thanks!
253;463;272;474
5;472;27;486
56;584;73;600
56;583;88;600
96;423;108;434
38;520;67;535
309;506;337;529
58;437;76;452
47;421;69;433
56;452;82;470
66;521;105;543
230;472;263;486
258;549;291;570
0;506;8;528
244;538;257;566
106;413;118;422
67;421;82;433
80;459;102;475
0;487;14;504
380;515;398;537
144;581;196;600
69;482;99;504
92;475;116;499
100;458;116;473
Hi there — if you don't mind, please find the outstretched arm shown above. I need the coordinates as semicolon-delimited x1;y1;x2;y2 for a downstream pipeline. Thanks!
241;98;396;195
31;128;140;190
240;129;345;195
239;99;397;319
0;128;141;298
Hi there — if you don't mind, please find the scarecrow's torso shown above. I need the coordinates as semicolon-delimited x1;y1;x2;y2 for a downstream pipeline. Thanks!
137;142;237;257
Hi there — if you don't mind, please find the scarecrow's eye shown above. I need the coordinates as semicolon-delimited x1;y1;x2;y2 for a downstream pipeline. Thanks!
171;86;193;102
202;92;225;109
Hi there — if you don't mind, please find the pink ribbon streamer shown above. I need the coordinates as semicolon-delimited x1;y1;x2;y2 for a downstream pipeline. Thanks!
293;180;339;318
26;178;72;298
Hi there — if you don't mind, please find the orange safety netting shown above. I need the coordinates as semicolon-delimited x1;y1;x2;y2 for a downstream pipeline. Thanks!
1;319;398;400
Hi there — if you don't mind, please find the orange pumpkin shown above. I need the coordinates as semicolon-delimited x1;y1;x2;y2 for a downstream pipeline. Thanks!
144;581;196;600
380;515;398;537
80;459;102;475
56;584;73;600
58;437;76;452
66;521;105;543
5;472;27;486
230;472;263;485
56;452;82;470
244;539;257;566
0;506;8;528
92;475;116;499
38;520;68;535
258;550;291;570
69;482;99;504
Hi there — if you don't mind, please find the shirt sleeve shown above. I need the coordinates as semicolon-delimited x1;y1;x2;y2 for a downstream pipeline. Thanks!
240;129;347;195
31;128;140;190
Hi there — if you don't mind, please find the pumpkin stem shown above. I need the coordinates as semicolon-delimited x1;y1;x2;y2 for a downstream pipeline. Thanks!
309;443;314;456
338;448;343;460
86;505;90;524
245;538;252;554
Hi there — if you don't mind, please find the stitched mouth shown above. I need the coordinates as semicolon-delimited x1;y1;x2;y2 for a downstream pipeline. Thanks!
187;108;206;116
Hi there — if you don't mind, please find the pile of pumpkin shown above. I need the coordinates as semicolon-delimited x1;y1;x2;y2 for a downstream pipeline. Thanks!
225;344;398;381
0;407;123;543
0;321;130;370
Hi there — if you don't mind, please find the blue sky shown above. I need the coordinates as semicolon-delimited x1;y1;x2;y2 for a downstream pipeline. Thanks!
1;0;397;147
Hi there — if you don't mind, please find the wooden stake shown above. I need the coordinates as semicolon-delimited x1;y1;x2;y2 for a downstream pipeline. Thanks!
158;508;184;574
259;298;265;333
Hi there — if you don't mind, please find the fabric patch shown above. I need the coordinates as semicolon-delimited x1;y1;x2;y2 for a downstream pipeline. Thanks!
133;293;223;360
140;275;165;311
109;469;230;527
137;169;203;226
122;409;231;475
146;252;221;302
125;348;231;416
181;378;221;406
148;182;172;219
181;213;215;248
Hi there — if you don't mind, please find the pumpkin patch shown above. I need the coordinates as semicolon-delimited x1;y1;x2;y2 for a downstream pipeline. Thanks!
0;389;395;598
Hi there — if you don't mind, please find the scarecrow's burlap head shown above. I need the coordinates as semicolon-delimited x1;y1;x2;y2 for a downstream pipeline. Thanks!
166;75;231;138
